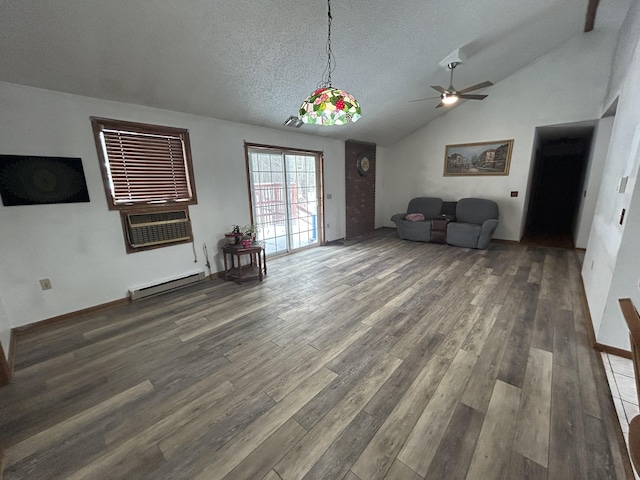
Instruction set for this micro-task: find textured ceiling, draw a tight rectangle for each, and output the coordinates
[0,0,631,146]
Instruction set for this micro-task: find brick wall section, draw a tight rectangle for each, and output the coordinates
[345,140,376,239]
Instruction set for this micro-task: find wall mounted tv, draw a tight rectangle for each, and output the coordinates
[0,155,90,206]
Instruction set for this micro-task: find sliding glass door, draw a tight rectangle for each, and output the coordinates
[246,146,322,256]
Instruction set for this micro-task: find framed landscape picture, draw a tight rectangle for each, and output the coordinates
[443,139,514,176]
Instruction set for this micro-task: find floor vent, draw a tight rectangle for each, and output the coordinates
[125,209,192,249]
[129,271,205,301]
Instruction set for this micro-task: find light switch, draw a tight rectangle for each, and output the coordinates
[619,176,629,193]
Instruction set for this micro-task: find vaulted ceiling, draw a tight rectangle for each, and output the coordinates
[0,0,631,146]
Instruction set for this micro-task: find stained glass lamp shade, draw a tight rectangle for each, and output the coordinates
[299,87,362,126]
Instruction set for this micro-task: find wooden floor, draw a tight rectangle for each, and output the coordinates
[0,232,632,479]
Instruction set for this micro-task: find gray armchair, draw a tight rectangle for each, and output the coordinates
[446,198,499,249]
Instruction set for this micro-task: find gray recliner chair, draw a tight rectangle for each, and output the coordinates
[446,198,499,249]
[390,197,443,241]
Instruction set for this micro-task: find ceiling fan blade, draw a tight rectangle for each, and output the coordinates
[430,85,447,94]
[409,96,441,103]
[457,81,493,94]
[458,94,488,100]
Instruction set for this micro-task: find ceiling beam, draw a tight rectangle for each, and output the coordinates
[584,0,600,32]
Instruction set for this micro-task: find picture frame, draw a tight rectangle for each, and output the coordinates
[443,139,514,176]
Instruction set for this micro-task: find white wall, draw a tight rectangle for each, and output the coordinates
[374,146,388,228]
[582,0,640,349]
[605,0,640,109]
[0,81,346,331]
[378,30,617,241]
[573,117,614,248]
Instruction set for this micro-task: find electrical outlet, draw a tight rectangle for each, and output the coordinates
[39,278,52,290]
[327,223,330,229]
[326,193,332,200]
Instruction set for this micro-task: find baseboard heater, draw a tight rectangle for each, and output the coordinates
[129,271,205,301]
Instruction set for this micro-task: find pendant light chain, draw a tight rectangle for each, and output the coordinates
[325,0,333,88]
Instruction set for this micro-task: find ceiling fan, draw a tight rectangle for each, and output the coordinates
[410,62,493,108]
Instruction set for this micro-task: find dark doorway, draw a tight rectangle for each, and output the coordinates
[523,127,594,248]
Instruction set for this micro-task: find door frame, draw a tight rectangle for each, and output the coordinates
[244,142,326,253]
[522,124,594,244]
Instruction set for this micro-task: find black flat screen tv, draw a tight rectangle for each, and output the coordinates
[0,155,90,206]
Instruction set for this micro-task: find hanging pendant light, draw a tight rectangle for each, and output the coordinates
[298,0,361,126]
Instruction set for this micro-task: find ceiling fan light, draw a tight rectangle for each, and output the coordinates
[299,87,362,126]
[441,93,459,105]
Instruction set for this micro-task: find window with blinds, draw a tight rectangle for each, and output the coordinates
[91,117,197,252]
[91,117,197,209]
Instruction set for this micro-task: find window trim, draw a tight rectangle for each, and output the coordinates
[91,117,198,210]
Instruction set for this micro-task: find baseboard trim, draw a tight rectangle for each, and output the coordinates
[12,297,130,338]
[491,238,520,246]
[578,274,632,359]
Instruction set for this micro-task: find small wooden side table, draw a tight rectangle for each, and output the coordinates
[222,244,267,284]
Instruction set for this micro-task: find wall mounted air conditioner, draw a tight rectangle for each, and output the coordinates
[124,208,192,249]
